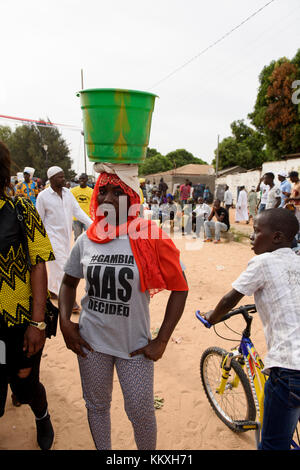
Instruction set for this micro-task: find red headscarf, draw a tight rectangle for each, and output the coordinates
[86,173,188,296]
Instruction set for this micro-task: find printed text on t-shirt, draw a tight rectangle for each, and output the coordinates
[86,254,134,318]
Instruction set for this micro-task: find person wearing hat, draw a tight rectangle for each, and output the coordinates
[36,167,92,305]
[15,167,39,206]
[278,171,291,208]
[58,163,188,450]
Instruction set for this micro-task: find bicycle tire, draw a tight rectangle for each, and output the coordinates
[200,346,256,433]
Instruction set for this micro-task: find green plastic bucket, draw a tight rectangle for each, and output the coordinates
[77,88,157,164]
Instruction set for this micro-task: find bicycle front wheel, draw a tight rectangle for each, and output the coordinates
[200,347,256,432]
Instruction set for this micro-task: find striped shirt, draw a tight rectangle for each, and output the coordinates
[232,248,300,374]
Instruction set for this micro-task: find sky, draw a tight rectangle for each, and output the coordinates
[1,0,300,176]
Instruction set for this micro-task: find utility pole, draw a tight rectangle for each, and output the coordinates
[216,134,219,178]
[81,68,87,175]
[215,134,220,199]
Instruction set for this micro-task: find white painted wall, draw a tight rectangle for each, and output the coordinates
[262,158,300,176]
[216,157,300,205]
[216,170,261,204]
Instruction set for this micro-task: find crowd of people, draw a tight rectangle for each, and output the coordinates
[139,171,300,246]
[140,177,217,239]
[233,170,299,224]
[0,138,299,452]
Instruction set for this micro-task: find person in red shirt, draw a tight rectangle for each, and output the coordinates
[179,180,191,208]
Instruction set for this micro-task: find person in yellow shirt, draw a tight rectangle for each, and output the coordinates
[70,173,93,240]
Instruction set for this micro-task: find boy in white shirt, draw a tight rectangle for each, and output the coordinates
[192,196,211,237]
[256,176,269,212]
[263,172,281,209]
[223,185,233,211]
[203,208,300,450]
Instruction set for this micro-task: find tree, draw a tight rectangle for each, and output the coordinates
[139,153,172,175]
[248,60,277,133]
[165,149,207,168]
[0,121,74,181]
[139,148,208,175]
[249,51,300,159]
[0,125,12,143]
[146,147,160,159]
[213,120,266,170]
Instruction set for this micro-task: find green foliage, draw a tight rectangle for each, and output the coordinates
[216,49,300,169]
[146,147,160,159]
[213,120,266,170]
[0,126,13,143]
[248,60,277,133]
[139,153,172,175]
[0,121,74,181]
[248,50,300,159]
[139,147,207,175]
[165,149,207,168]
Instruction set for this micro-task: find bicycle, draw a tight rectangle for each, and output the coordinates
[196,304,300,450]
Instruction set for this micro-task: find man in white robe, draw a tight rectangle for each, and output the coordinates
[36,166,92,303]
[235,186,249,223]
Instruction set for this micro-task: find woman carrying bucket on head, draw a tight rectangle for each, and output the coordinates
[58,164,188,450]
[58,88,188,450]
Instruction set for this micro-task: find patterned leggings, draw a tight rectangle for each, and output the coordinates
[77,350,157,450]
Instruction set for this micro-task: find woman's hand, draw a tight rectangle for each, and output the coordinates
[23,325,46,358]
[130,337,168,362]
[60,320,93,357]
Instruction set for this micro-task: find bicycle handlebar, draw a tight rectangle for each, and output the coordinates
[196,304,257,328]
[196,311,212,328]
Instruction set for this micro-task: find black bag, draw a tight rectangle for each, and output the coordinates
[14,198,59,339]
[44,298,59,339]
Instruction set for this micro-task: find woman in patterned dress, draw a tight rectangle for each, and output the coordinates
[0,141,55,450]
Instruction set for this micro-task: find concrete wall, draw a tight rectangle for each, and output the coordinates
[262,158,300,176]
[216,170,261,205]
[216,157,300,205]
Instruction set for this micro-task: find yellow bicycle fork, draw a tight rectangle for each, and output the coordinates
[217,351,260,434]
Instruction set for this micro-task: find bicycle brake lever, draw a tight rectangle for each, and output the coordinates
[196,310,212,328]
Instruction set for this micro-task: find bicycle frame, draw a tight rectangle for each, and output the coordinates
[238,336,266,425]
[219,335,266,419]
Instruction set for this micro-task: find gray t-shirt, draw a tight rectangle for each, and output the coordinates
[64,233,151,359]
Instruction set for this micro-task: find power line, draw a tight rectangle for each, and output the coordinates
[0,114,82,131]
[149,0,277,90]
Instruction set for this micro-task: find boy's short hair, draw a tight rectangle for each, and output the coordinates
[289,171,299,178]
[264,172,275,180]
[258,208,299,240]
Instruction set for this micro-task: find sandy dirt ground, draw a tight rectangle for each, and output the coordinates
[0,216,268,451]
